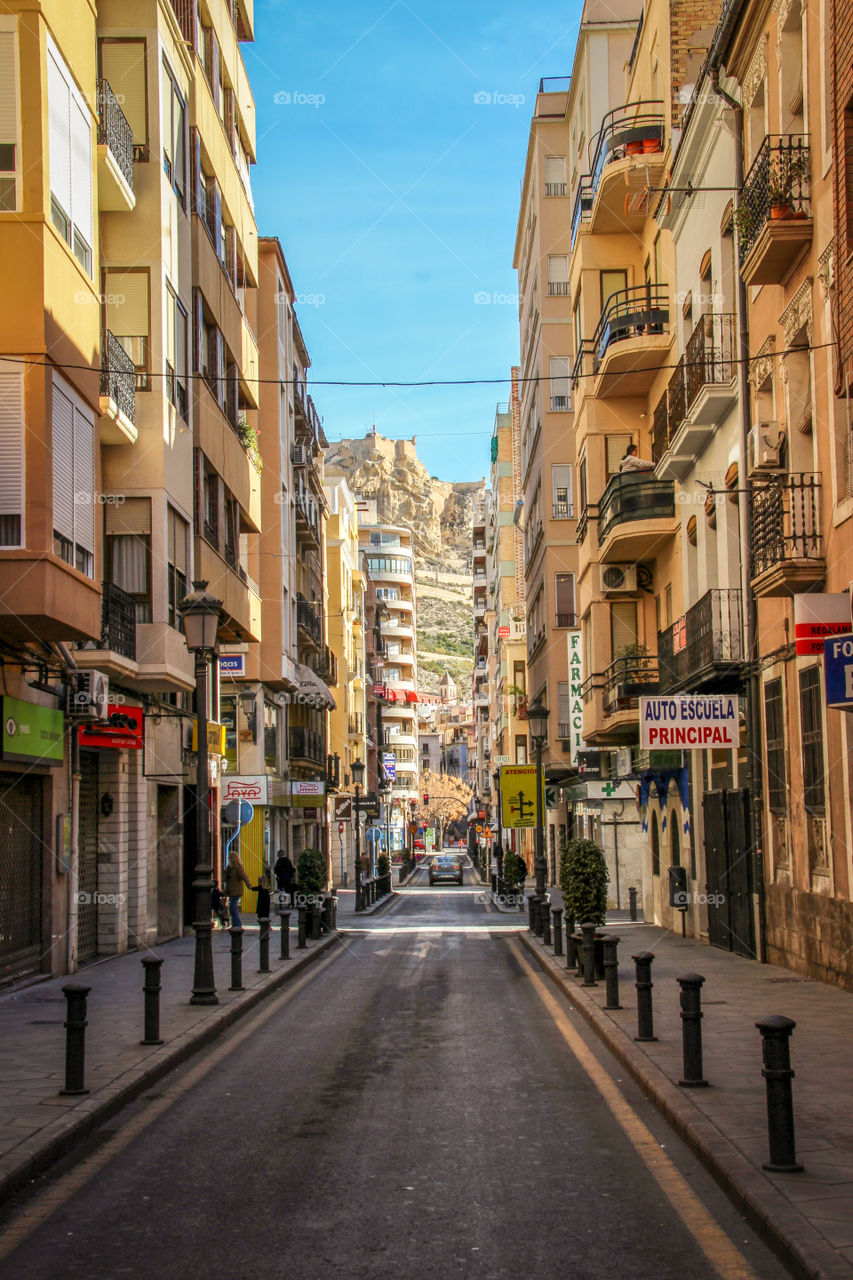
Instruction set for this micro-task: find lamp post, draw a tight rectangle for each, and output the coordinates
[352,757,365,911]
[527,699,550,912]
[408,798,416,875]
[180,581,223,1006]
[379,780,391,868]
[492,767,503,889]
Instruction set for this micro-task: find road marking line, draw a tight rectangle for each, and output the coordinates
[511,942,760,1280]
[0,949,341,1263]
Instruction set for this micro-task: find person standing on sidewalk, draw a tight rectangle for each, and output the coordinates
[274,851,295,906]
[225,851,252,928]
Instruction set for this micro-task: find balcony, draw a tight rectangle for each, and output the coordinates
[658,590,745,693]
[597,472,675,562]
[555,613,577,629]
[571,176,593,248]
[590,285,670,398]
[604,653,659,715]
[99,330,137,444]
[326,754,341,791]
[313,644,338,686]
[289,726,324,765]
[738,136,812,286]
[348,713,364,738]
[295,488,321,547]
[552,502,574,520]
[750,474,824,596]
[655,314,737,478]
[96,79,135,212]
[296,597,323,648]
[76,582,137,680]
[586,102,666,235]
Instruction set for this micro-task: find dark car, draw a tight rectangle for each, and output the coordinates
[428,855,464,886]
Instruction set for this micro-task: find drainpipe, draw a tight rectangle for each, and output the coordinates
[710,66,768,963]
[55,643,80,974]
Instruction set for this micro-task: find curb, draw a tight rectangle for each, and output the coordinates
[342,889,400,920]
[0,932,342,1210]
[519,932,850,1280]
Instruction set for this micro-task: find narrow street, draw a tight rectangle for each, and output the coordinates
[0,862,784,1280]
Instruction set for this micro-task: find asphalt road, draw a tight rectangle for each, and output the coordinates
[0,857,785,1280]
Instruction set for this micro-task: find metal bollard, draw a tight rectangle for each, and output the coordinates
[756,1016,803,1172]
[541,902,552,947]
[628,887,638,922]
[678,973,708,1087]
[603,935,621,1010]
[60,983,91,1096]
[580,922,597,986]
[565,918,577,970]
[552,907,563,957]
[527,895,536,932]
[322,896,333,934]
[280,910,291,960]
[229,927,244,991]
[258,918,270,973]
[632,952,658,1041]
[140,957,164,1046]
[331,896,338,931]
[311,904,322,940]
[297,907,307,949]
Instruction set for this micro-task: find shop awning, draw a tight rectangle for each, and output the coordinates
[293,662,336,711]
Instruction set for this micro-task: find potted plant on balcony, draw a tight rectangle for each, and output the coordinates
[614,642,657,699]
[560,836,609,973]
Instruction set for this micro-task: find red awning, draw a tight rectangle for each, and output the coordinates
[406,691,419,703]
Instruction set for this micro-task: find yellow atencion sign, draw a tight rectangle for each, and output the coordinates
[500,765,543,829]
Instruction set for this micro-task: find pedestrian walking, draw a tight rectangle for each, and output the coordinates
[225,851,253,928]
[274,850,296,906]
[211,881,230,930]
[252,873,272,920]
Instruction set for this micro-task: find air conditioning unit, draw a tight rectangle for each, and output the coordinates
[599,563,638,594]
[71,670,109,720]
[290,444,308,467]
[747,424,784,473]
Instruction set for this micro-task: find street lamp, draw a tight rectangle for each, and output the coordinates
[378,779,391,869]
[492,767,503,889]
[351,756,365,911]
[180,580,223,1005]
[527,699,550,915]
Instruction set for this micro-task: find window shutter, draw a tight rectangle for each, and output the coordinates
[548,255,568,283]
[545,156,565,184]
[169,507,188,572]
[189,126,201,213]
[161,61,172,168]
[106,496,150,535]
[0,32,17,144]
[52,380,74,542]
[99,40,147,144]
[47,45,71,217]
[210,31,220,114]
[71,96,93,248]
[0,367,24,544]
[192,287,203,372]
[73,401,96,558]
[165,290,176,367]
[551,463,572,500]
[105,270,149,338]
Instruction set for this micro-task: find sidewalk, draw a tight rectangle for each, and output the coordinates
[521,921,853,1280]
[0,916,340,1208]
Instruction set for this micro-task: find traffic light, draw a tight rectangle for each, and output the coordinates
[423,793,429,804]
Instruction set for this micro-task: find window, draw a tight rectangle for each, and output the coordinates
[605,434,631,477]
[799,667,825,812]
[52,373,94,577]
[0,364,24,546]
[47,36,93,274]
[167,507,188,629]
[764,678,786,812]
[0,31,19,211]
[610,600,638,657]
[651,811,660,875]
[557,680,570,736]
[103,270,149,389]
[514,734,528,765]
[165,286,188,419]
[551,463,572,517]
[549,357,571,411]
[547,255,569,296]
[578,455,587,512]
[555,573,576,628]
[223,493,238,567]
[161,60,186,206]
[99,39,148,150]
[105,497,151,621]
[544,155,566,196]
[264,701,278,771]
[202,464,219,545]
[600,269,627,310]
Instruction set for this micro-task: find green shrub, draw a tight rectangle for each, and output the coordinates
[376,853,390,877]
[297,848,325,896]
[559,837,608,927]
[502,851,527,890]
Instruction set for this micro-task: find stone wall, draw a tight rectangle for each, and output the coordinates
[766,882,853,991]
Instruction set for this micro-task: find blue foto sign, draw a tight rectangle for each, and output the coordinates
[824,632,853,710]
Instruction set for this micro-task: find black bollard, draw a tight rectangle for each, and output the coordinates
[229,927,244,991]
[297,906,307,949]
[603,935,621,1010]
[633,952,658,1041]
[565,918,577,970]
[580,922,597,986]
[258,918,270,973]
[678,973,708,1087]
[60,983,91,1096]
[527,894,536,932]
[541,902,552,947]
[628,887,638,922]
[756,1016,803,1172]
[140,957,164,1046]
[322,895,333,934]
[552,907,563,957]
[311,904,322,939]
[280,910,291,960]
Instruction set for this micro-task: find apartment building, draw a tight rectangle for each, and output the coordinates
[471,487,492,816]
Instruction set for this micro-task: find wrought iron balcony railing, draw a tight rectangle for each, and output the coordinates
[738,135,810,264]
[313,644,338,686]
[751,473,822,578]
[93,581,137,660]
[604,653,659,714]
[587,101,665,196]
[597,472,675,543]
[658,589,744,693]
[570,176,593,248]
[289,726,324,765]
[296,597,323,645]
[685,312,736,405]
[100,330,136,424]
[97,79,135,191]
[592,284,669,372]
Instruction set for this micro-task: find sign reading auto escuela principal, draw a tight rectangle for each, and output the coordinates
[639,696,740,749]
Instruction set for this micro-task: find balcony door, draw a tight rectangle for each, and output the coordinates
[610,600,638,661]
[600,269,627,311]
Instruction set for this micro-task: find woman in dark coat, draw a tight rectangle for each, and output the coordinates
[274,851,296,905]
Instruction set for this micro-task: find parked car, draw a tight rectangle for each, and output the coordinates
[428,855,464,886]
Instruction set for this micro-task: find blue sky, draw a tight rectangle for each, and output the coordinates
[247,0,582,482]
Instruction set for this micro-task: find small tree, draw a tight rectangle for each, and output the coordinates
[502,851,527,891]
[297,848,325,897]
[559,837,608,928]
[376,852,390,878]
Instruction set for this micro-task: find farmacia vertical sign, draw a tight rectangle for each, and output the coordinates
[568,631,585,763]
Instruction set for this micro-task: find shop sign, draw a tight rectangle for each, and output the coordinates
[639,696,740,749]
[221,776,267,806]
[823,633,853,710]
[192,720,226,755]
[219,653,245,676]
[794,594,850,656]
[78,703,143,751]
[566,630,585,764]
[291,779,326,808]
[333,796,353,820]
[1,696,64,766]
[499,764,544,829]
